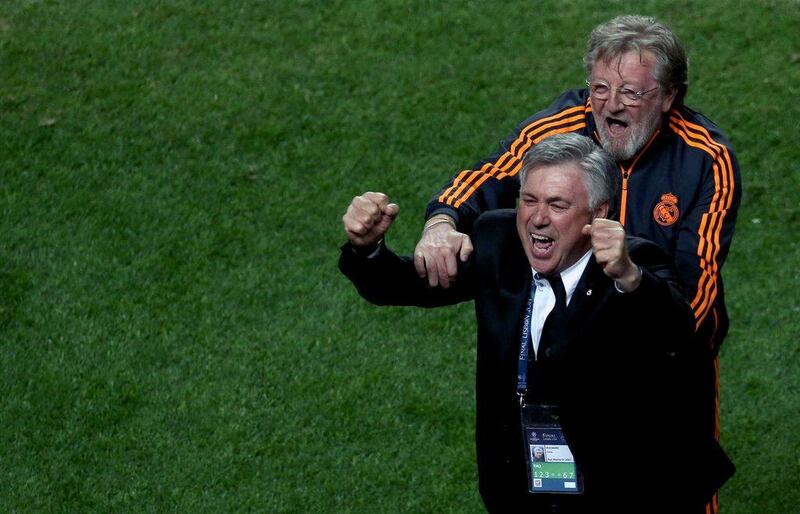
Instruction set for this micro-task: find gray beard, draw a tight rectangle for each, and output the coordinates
[597,110,662,161]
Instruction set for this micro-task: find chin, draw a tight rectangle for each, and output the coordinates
[531,260,556,275]
[600,135,636,161]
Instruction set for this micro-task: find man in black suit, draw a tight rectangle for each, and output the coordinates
[339,134,732,512]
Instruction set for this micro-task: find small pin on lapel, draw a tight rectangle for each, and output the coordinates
[586,289,592,296]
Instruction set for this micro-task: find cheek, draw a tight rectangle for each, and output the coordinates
[517,206,534,226]
[635,108,658,127]
[516,215,528,238]
[555,217,584,240]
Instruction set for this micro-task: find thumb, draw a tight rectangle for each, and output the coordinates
[581,223,593,237]
[383,203,400,219]
[375,206,398,234]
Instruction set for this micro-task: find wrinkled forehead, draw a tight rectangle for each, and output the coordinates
[591,49,658,81]
[520,162,588,199]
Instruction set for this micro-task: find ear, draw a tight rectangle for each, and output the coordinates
[594,201,609,220]
[660,87,678,113]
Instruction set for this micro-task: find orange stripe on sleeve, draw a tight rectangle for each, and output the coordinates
[452,122,587,208]
[669,113,735,328]
[439,103,591,208]
[440,163,493,206]
[438,169,474,204]
[448,120,587,208]
[509,109,586,155]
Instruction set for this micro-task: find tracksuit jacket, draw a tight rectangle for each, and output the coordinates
[426,88,741,357]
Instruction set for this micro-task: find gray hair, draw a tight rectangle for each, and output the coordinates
[583,15,688,105]
[520,133,617,211]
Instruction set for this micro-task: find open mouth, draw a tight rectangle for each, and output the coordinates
[606,116,629,136]
[530,233,554,253]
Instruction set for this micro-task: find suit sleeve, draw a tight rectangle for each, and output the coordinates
[425,89,591,232]
[619,238,696,354]
[338,242,475,308]
[587,238,733,501]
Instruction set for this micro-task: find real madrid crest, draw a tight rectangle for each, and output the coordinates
[653,193,680,226]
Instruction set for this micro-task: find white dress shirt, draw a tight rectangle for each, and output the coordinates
[530,250,592,358]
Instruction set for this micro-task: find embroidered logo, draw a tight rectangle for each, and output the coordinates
[653,193,680,226]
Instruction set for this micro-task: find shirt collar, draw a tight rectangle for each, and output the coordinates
[532,250,592,305]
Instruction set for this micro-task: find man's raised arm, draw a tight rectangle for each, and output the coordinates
[339,192,474,309]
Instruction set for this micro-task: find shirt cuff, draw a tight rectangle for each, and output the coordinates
[613,266,643,293]
[350,239,384,259]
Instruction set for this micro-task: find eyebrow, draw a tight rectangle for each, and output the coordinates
[521,191,571,204]
[590,78,646,89]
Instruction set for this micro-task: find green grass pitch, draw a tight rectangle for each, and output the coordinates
[1,1,798,512]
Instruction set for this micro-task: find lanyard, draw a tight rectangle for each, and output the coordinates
[516,288,535,406]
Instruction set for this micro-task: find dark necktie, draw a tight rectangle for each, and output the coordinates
[539,273,567,358]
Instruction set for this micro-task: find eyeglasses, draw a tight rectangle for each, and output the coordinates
[585,80,660,106]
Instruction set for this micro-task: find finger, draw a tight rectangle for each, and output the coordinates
[383,203,400,219]
[343,204,377,236]
[345,224,373,246]
[434,253,451,288]
[345,221,368,236]
[590,227,624,247]
[593,246,611,262]
[590,232,614,251]
[344,227,360,242]
[349,214,375,235]
[426,255,441,288]
[375,210,398,234]
[591,218,624,237]
[362,191,390,210]
[582,224,592,236]
[591,217,616,228]
[353,195,383,219]
[414,250,427,278]
[595,245,625,266]
[592,237,623,258]
[444,250,459,279]
[459,235,474,262]
[359,197,392,231]
[342,211,369,236]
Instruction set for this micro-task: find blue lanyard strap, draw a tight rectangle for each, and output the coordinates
[516,290,535,405]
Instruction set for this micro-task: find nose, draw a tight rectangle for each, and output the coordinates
[531,204,549,227]
[605,89,626,112]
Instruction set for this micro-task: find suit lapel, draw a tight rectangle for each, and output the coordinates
[505,238,533,349]
[495,230,533,390]
[549,258,613,355]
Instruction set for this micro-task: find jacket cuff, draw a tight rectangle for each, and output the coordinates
[425,206,461,228]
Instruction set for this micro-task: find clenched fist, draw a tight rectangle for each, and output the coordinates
[342,192,399,247]
[582,218,642,292]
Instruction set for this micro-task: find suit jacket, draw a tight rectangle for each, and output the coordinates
[339,210,734,513]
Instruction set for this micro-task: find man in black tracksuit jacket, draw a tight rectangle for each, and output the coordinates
[414,20,740,508]
[425,87,740,358]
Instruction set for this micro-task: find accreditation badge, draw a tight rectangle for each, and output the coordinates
[520,404,583,494]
